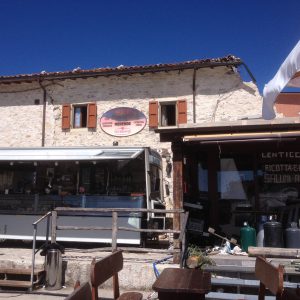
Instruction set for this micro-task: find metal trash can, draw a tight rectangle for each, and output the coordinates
[45,248,62,290]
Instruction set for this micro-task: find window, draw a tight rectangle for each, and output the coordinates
[148,99,187,128]
[160,103,176,126]
[73,105,87,128]
[61,103,97,130]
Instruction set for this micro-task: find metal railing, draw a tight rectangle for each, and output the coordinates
[30,211,52,291]
[31,207,188,289]
[52,207,187,253]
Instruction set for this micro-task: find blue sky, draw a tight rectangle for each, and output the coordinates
[0,0,300,92]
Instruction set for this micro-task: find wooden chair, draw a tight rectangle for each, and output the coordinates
[90,250,143,300]
[282,288,300,299]
[255,256,284,300]
[64,281,92,300]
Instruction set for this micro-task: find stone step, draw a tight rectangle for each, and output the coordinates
[0,279,32,288]
[0,268,44,276]
[0,268,45,290]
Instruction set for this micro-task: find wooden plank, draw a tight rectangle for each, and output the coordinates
[206,291,275,300]
[249,246,300,258]
[57,226,112,231]
[179,211,189,242]
[0,280,32,288]
[171,142,183,264]
[57,225,181,234]
[72,247,180,253]
[204,264,300,276]
[55,207,184,213]
[0,268,44,275]
[211,278,299,289]
[116,227,180,234]
[204,265,254,273]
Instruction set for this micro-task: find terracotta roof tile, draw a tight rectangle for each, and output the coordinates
[0,55,241,83]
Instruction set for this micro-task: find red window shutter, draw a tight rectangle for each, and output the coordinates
[88,103,97,128]
[62,104,71,129]
[177,100,187,124]
[149,101,158,128]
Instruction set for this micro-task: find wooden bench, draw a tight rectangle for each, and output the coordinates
[64,282,92,300]
[255,256,284,300]
[90,250,143,300]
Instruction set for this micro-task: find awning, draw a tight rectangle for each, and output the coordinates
[263,40,300,120]
[183,130,300,143]
[0,147,145,161]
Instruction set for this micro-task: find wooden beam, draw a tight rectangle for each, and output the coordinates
[249,246,300,258]
[208,148,219,229]
[171,142,183,263]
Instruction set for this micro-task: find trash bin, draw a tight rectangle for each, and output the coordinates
[41,243,64,290]
[264,220,283,248]
[45,248,62,290]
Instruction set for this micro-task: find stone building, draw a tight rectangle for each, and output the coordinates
[0,55,262,244]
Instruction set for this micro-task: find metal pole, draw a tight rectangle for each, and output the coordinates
[51,211,57,244]
[46,213,50,245]
[144,148,151,221]
[112,212,118,252]
[38,81,47,147]
[30,224,38,291]
[192,68,196,123]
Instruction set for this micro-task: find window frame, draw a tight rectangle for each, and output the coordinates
[159,101,177,127]
[148,99,187,129]
[72,104,88,128]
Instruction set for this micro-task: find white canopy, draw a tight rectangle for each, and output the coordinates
[262,40,300,119]
[0,147,144,161]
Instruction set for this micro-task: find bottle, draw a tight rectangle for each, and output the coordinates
[240,222,256,252]
[264,218,283,248]
[285,222,300,248]
[81,194,86,208]
[256,215,267,247]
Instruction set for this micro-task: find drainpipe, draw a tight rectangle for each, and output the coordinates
[38,81,47,147]
[192,68,197,123]
[241,62,256,84]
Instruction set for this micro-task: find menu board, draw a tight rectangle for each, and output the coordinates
[100,107,146,137]
[261,151,300,184]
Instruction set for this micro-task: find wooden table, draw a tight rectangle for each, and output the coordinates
[152,268,211,300]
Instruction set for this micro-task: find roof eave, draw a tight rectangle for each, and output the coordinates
[0,60,242,84]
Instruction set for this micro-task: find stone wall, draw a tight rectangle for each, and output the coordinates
[0,66,262,208]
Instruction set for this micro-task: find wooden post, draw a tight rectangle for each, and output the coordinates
[112,212,118,252]
[172,142,183,263]
[51,210,57,244]
[208,148,219,229]
[179,212,189,268]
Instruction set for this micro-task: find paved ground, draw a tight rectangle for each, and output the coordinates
[0,243,174,290]
[0,242,170,299]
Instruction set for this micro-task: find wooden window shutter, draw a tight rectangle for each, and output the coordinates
[177,100,187,124]
[62,104,71,129]
[149,101,158,128]
[87,103,97,128]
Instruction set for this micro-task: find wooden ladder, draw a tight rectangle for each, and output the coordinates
[0,268,45,289]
